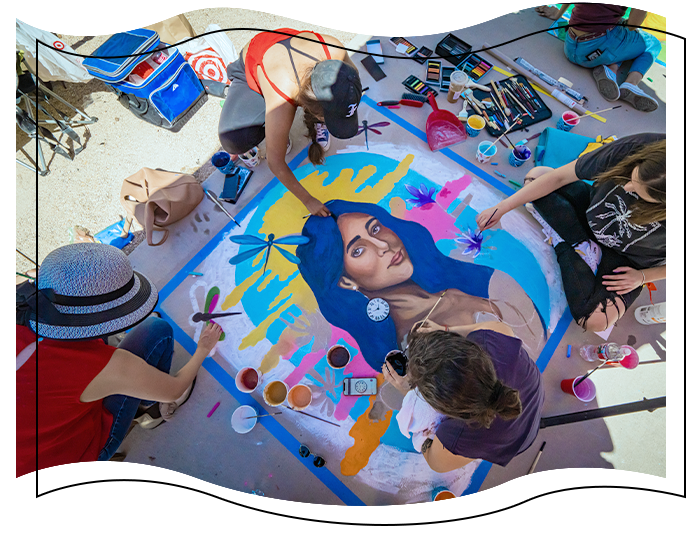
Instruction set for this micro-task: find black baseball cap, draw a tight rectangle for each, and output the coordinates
[310,60,362,139]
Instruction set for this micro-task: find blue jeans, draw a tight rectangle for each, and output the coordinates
[565,26,661,77]
[97,317,174,461]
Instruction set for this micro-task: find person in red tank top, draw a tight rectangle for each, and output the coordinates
[536,4,661,112]
[16,243,223,477]
[218,29,363,217]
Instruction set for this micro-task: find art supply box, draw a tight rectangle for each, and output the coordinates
[469,75,552,135]
[83,28,207,131]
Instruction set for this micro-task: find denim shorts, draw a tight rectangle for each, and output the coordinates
[564,25,661,76]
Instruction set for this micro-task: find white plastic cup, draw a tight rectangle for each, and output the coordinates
[235,367,261,394]
[476,141,498,163]
[231,405,257,434]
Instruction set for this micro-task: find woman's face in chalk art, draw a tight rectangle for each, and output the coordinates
[337,212,414,292]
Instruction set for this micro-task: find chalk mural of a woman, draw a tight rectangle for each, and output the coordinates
[297,200,546,378]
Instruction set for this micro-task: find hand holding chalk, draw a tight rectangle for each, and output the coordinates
[197,322,223,354]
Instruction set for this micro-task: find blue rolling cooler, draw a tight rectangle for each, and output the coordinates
[83,28,206,131]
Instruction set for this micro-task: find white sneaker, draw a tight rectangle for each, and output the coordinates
[238,146,260,168]
[526,203,563,247]
[574,240,602,274]
[315,123,331,152]
[160,379,196,422]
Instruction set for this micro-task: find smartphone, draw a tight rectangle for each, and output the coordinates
[343,377,378,396]
[366,39,383,64]
[385,350,408,377]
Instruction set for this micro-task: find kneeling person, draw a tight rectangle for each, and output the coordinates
[383,320,544,472]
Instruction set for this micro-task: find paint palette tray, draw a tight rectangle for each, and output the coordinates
[468,74,552,136]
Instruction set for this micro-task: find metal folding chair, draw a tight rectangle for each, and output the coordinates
[15,53,98,176]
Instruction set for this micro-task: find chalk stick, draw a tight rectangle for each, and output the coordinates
[207,402,220,418]
[567,345,572,358]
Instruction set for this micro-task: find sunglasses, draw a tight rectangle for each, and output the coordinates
[299,444,326,468]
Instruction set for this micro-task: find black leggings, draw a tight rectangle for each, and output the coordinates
[532,181,643,327]
[218,55,267,155]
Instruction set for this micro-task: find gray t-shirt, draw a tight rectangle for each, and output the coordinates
[575,133,666,269]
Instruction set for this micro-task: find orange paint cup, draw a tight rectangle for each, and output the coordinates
[432,487,456,501]
[263,380,288,407]
[287,384,312,411]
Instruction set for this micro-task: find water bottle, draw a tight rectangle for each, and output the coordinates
[579,342,623,362]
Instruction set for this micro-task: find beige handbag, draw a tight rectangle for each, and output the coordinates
[120,168,204,246]
[144,15,196,44]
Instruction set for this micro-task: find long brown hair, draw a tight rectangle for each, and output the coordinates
[295,66,326,166]
[594,139,666,225]
[407,330,522,429]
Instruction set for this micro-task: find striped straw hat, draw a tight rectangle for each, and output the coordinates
[26,243,158,340]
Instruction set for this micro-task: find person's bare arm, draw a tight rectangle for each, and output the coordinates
[603,264,666,294]
[626,9,648,28]
[263,95,331,216]
[476,161,580,230]
[414,318,514,338]
[535,4,571,21]
[423,435,475,473]
[80,323,222,403]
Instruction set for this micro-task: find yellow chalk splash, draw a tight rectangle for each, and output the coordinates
[223,155,415,359]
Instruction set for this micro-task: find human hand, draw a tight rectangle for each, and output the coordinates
[411,318,448,335]
[476,206,503,231]
[197,322,223,353]
[304,196,331,217]
[382,361,411,396]
[602,267,645,295]
[535,5,561,20]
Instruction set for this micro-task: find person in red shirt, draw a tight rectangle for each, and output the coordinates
[16,243,222,477]
[218,29,362,217]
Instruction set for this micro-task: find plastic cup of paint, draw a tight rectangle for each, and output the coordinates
[560,376,597,402]
[556,111,580,132]
[211,151,238,174]
[231,405,257,434]
[605,345,640,370]
[465,115,486,137]
[235,367,261,394]
[509,145,532,167]
[447,70,468,103]
[327,344,351,369]
[432,487,456,501]
[476,141,498,163]
[263,380,289,407]
[287,384,313,411]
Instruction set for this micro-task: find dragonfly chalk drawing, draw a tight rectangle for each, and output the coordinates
[229,233,310,274]
[356,120,391,150]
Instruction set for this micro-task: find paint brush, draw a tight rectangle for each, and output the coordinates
[243,412,283,420]
[573,359,608,388]
[477,208,498,236]
[16,249,38,266]
[576,105,621,120]
[419,290,447,330]
[484,115,522,153]
[204,189,241,227]
[527,441,546,474]
[283,406,341,427]
[191,311,242,322]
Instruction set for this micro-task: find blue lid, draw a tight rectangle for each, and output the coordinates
[83,28,160,82]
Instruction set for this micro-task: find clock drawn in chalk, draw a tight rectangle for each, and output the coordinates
[366,297,390,322]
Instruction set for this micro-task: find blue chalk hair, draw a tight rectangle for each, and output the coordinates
[297,200,494,371]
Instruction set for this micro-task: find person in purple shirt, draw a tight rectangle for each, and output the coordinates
[383,320,544,472]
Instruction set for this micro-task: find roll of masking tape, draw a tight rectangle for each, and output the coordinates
[557,77,573,88]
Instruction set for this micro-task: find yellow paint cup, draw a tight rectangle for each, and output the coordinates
[263,380,288,407]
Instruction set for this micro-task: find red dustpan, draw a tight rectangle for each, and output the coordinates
[426,93,467,151]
